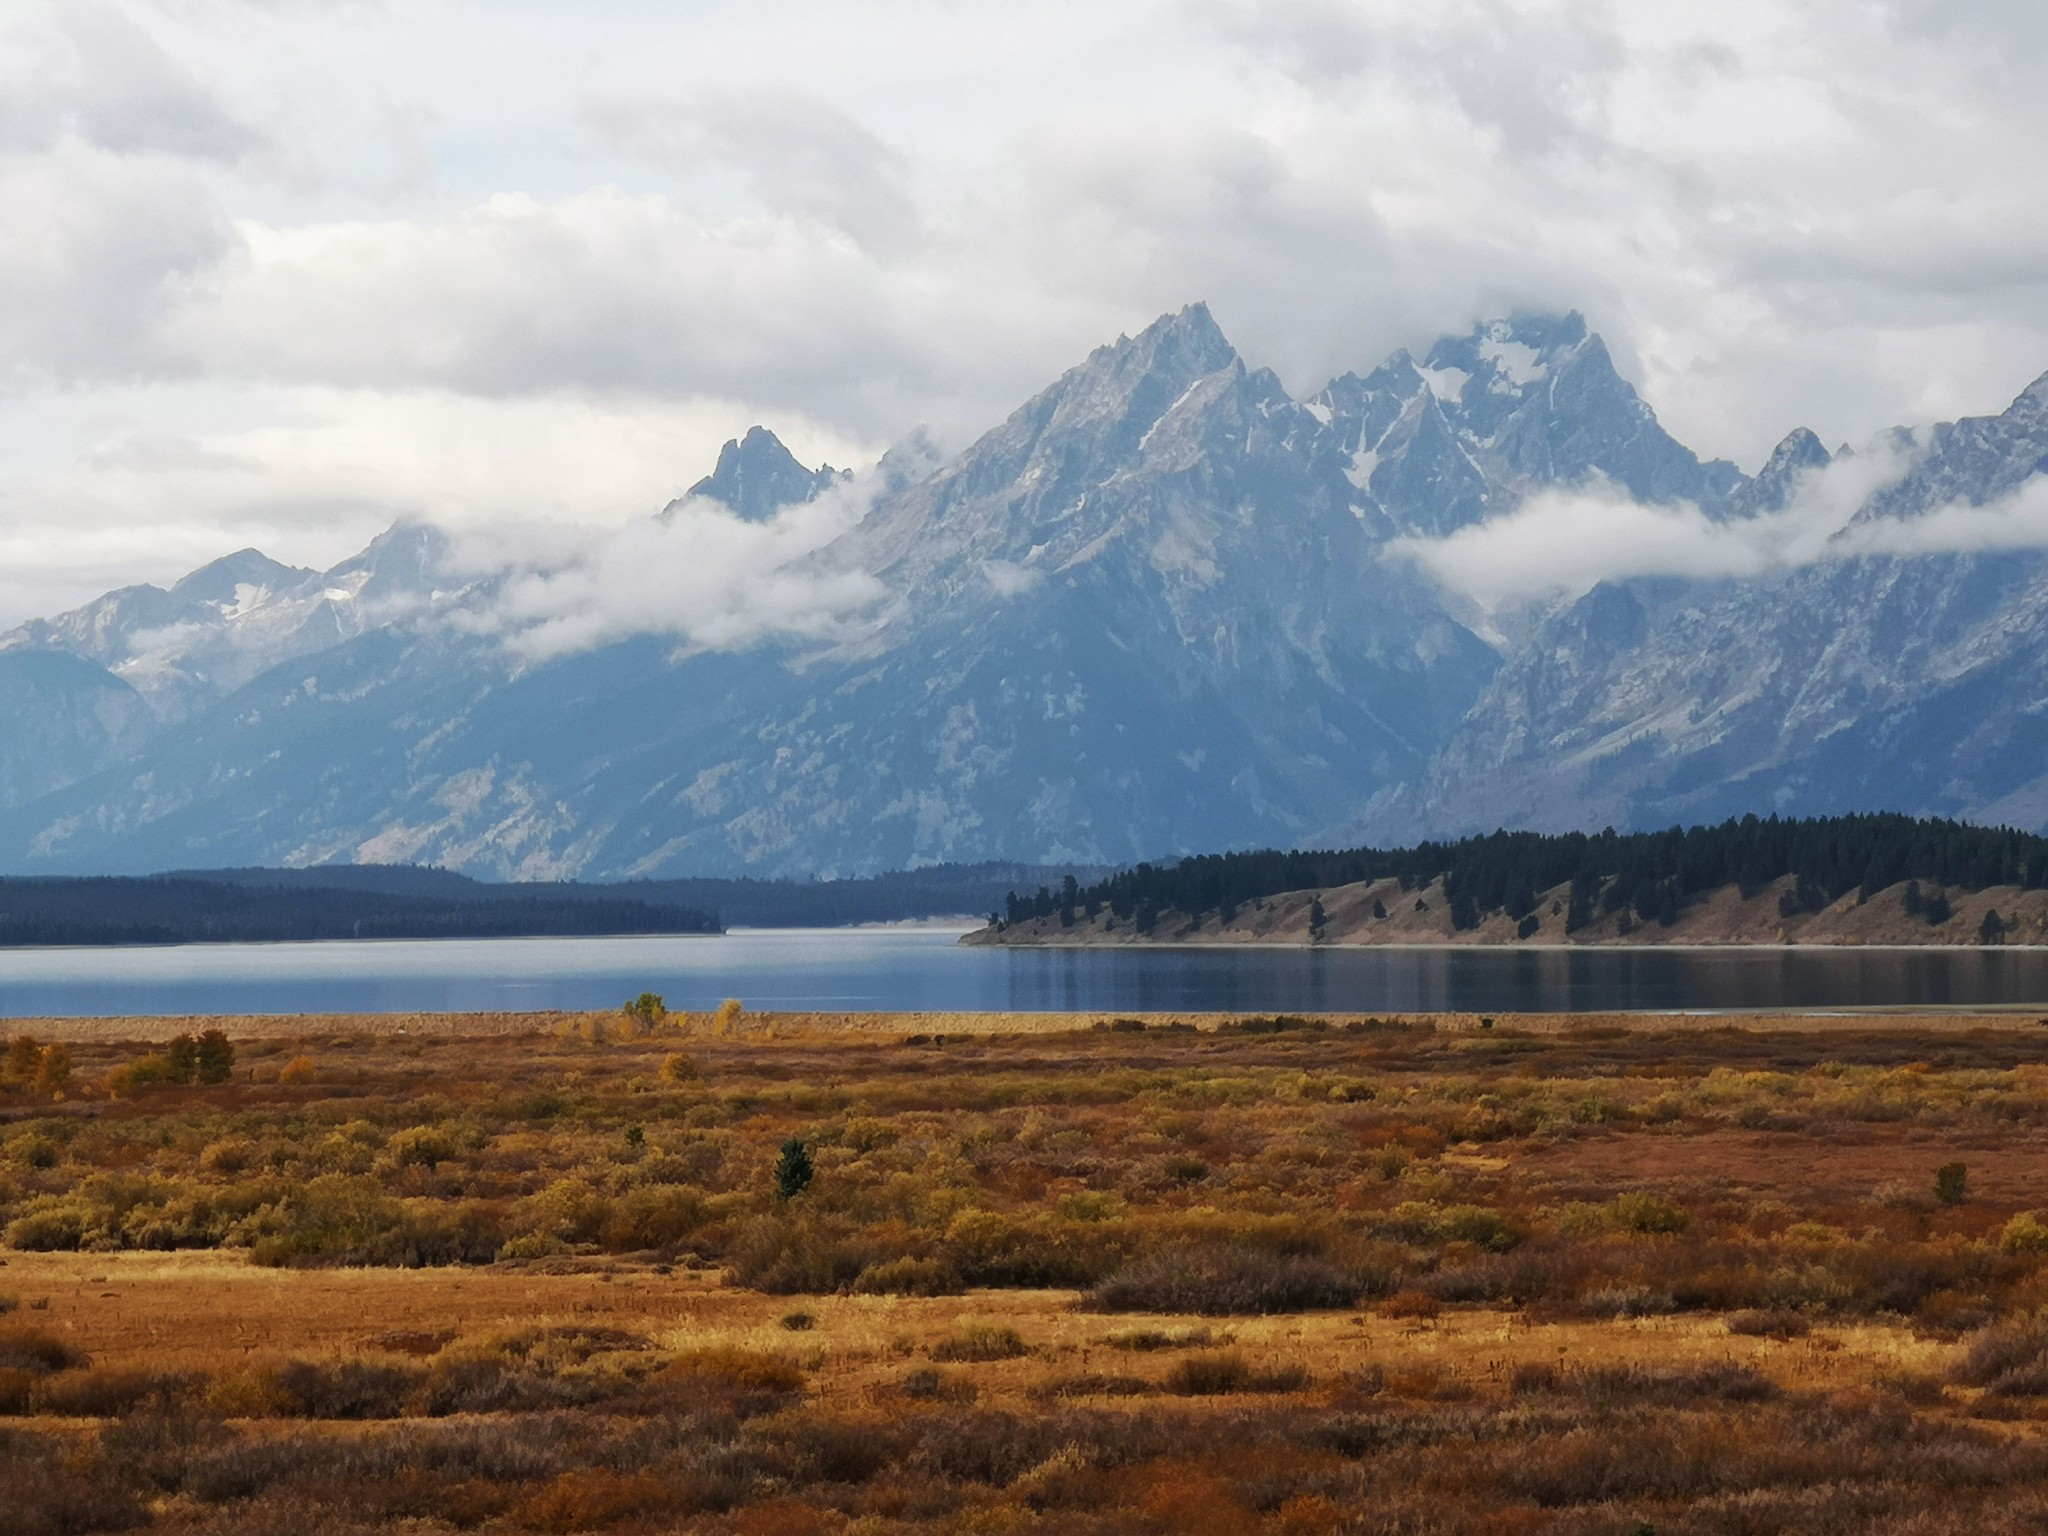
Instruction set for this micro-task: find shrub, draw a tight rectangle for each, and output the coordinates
[1953,1321,2048,1394]
[4,1036,45,1084]
[199,1138,256,1176]
[1439,1205,1522,1252]
[599,1186,702,1252]
[8,1135,58,1170]
[0,1434,146,1535]
[238,1174,407,1266]
[1090,1246,1360,1315]
[278,1056,316,1084]
[622,992,667,1030]
[518,1469,680,1533]
[943,1209,1124,1288]
[107,1056,175,1096]
[1105,1327,1215,1352]
[2001,1214,2048,1255]
[930,1324,1028,1363]
[30,1045,69,1097]
[854,1256,961,1296]
[1610,1191,1690,1235]
[386,1126,458,1169]
[1380,1289,1442,1319]
[267,1358,424,1418]
[1568,1362,1776,1404]
[661,1346,803,1394]
[0,1324,87,1373]
[0,1368,34,1413]
[5,1201,88,1252]
[723,1217,869,1294]
[37,1367,197,1417]
[1163,1351,1309,1395]
[1726,1308,1812,1339]
[899,1366,975,1402]
[660,1053,700,1084]
[1935,1162,1969,1206]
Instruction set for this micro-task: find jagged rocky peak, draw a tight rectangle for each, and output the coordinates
[324,522,453,602]
[169,548,313,605]
[1020,301,1241,455]
[671,425,845,522]
[1422,311,1590,404]
[1856,368,2048,525]
[865,302,1247,538]
[1731,427,1832,517]
[2010,368,2048,423]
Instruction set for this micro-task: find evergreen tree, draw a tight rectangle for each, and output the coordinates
[166,1034,199,1084]
[773,1139,815,1201]
[195,1030,235,1085]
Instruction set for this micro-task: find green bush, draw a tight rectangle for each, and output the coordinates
[1439,1205,1523,1252]
[1935,1162,1969,1207]
[1611,1192,1690,1235]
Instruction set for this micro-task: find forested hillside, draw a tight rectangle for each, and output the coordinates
[993,815,2048,939]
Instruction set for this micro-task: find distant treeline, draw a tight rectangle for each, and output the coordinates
[998,814,2048,935]
[183,861,1114,929]
[0,876,719,948]
[610,863,1117,928]
[0,859,1117,947]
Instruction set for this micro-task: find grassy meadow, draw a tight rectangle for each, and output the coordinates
[7,1008,2048,1532]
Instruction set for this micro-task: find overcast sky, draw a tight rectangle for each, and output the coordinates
[4,0,2048,624]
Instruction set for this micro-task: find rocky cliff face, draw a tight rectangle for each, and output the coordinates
[7,307,2048,877]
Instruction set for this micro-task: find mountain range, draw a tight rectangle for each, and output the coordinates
[4,303,2047,878]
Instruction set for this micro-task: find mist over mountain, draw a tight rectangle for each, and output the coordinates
[4,304,2048,879]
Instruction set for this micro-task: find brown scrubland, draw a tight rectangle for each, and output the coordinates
[10,1006,2048,1532]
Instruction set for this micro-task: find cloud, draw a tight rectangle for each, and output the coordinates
[1391,428,2048,615]
[479,476,887,660]
[13,0,2048,633]
[1386,440,1916,609]
[584,87,919,254]
[0,384,875,626]
[1839,476,2048,563]
[0,2,262,161]
[0,141,236,386]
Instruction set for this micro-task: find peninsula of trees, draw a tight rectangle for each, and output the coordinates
[974,814,2048,948]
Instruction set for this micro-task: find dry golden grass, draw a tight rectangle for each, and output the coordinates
[7,1009,2048,1532]
[18,1004,2048,1046]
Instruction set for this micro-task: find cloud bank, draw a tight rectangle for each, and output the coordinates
[1390,432,2048,613]
[475,477,886,662]
[11,0,2048,623]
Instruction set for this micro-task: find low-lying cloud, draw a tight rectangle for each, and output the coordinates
[1389,434,2048,613]
[475,476,886,661]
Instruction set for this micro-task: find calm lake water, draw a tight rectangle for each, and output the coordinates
[4,928,2048,1017]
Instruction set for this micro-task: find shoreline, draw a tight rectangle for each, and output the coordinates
[958,934,2048,953]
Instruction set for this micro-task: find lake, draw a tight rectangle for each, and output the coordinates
[4,929,2048,1017]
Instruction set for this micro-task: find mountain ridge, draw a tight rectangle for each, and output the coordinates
[6,302,2048,878]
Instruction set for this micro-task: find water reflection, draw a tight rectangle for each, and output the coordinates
[1,930,2046,1018]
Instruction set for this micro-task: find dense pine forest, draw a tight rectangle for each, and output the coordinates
[997,815,2048,936]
